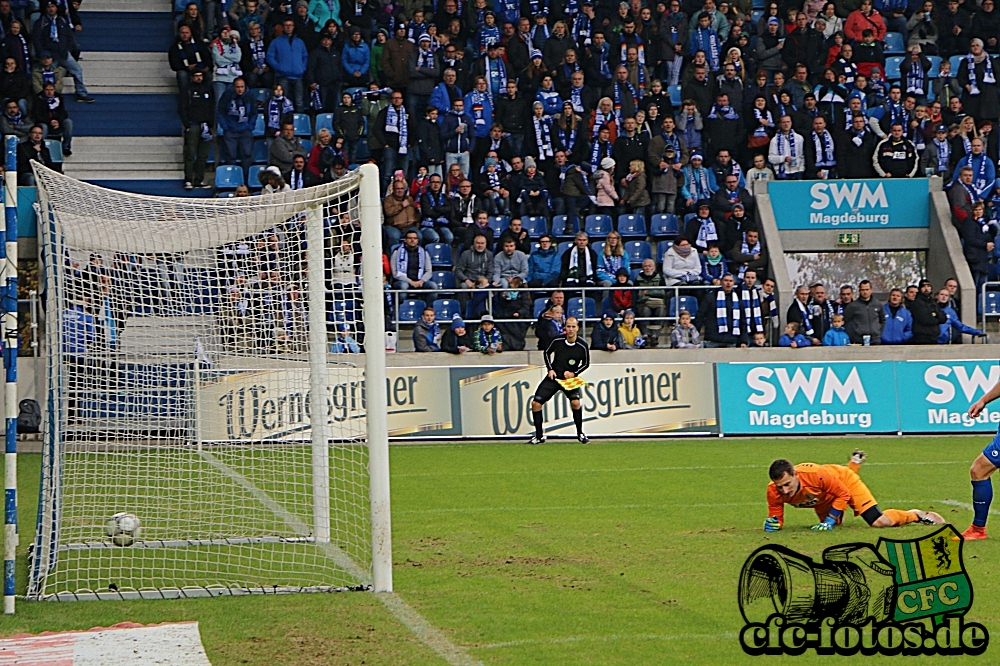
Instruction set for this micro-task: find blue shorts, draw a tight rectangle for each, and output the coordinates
[983,431,1000,467]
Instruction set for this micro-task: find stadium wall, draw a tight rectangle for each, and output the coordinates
[17,347,1000,442]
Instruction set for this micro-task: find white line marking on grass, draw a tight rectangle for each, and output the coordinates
[199,451,483,666]
[394,461,969,478]
[397,502,759,515]
[938,499,1000,516]
[476,632,738,649]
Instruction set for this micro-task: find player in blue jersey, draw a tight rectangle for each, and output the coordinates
[962,380,1000,540]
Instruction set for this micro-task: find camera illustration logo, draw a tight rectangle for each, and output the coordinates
[738,525,990,656]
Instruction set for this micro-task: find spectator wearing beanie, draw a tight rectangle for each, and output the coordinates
[305,32,342,112]
[33,0,93,103]
[210,26,243,105]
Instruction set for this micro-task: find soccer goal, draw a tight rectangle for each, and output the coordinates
[26,163,391,601]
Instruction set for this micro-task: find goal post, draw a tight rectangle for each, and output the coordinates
[27,162,390,602]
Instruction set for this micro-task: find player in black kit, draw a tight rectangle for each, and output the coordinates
[528,316,591,445]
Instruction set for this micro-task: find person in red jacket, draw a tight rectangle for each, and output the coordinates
[844,0,887,44]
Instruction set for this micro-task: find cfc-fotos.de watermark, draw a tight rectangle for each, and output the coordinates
[738,525,989,656]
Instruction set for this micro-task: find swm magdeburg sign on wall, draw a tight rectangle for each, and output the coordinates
[769,179,929,230]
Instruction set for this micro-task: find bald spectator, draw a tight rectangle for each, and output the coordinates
[382,178,421,247]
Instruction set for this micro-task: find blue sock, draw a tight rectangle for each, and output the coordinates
[972,479,993,527]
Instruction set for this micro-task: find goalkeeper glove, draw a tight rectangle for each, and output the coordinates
[811,516,837,531]
[764,517,781,532]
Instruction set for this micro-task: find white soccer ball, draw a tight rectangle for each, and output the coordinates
[105,512,141,547]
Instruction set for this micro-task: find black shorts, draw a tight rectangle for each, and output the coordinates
[532,377,581,404]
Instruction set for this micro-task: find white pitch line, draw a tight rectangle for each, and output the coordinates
[937,499,1000,516]
[476,631,738,650]
[396,502,760,515]
[394,460,970,478]
[199,451,483,666]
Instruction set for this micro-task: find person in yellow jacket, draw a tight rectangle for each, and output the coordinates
[617,309,646,349]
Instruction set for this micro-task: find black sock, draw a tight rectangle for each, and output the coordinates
[534,410,544,438]
[573,408,583,434]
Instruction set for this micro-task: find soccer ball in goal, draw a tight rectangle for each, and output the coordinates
[26,163,391,601]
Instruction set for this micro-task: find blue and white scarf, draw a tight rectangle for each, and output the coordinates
[416,47,435,68]
[934,137,950,174]
[905,61,926,96]
[530,23,550,50]
[311,87,323,110]
[527,0,548,16]
[707,104,738,120]
[837,58,857,87]
[564,0,578,16]
[613,80,637,123]
[661,131,680,164]
[884,100,905,127]
[533,115,554,158]
[812,130,836,167]
[588,139,612,172]
[684,166,713,200]
[249,38,266,69]
[569,85,585,113]
[741,286,764,333]
[691,27,720,70]
[386,105,408,155]
[775,131,797,178]
[407,20,426,43]
[969,153,992,193]
[485,56,507,103]
[592,108,611,137]
[594,42,611,80]
[47,16,58,43]
[716,289,739,335]
[572,13,592,46]
[558,122,578,152]
[289,169,305,190]
[738,235,760,279]
[498,0,520,24]
[695,216,717,249]
[752,107,772,137]
[468,89,489,128]
[395,245,426,277]
[267,95,293,130]
[966,53,996,95]
[478,24,500,54]
[42,67,56,85]
[794,299,814,336]
[620,34,646,94]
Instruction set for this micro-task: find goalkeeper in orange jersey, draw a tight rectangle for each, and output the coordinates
[764,450,945,532]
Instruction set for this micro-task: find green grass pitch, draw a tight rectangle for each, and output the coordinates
[3,436,1000,665]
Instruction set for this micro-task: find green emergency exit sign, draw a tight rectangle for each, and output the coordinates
[836,233,860,246]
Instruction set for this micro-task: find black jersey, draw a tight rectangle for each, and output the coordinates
[543,336,590,377]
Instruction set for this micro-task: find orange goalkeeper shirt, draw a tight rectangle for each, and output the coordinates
[766,463,875,525]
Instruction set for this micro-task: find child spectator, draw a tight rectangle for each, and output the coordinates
[473,314,503,353]
[670,310,701,348]
[334,92,363,164]
[608,267,633,315]
[618,309,646,348]
[823,314,851,346]
[441,315,473,353]
[591,311,623,351]
[410,165,431,200]
[749,331,768,347]
[700,244,728,285]
[778,321,812,347]
[412,307,442,352]
[265,83,294,138]
[746,153,775,186]
[330,324,361,353]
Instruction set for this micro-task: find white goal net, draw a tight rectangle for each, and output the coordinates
[27,163,391,601]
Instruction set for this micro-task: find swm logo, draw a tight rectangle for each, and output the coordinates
[746,367,868,406]
[810,182,888,210]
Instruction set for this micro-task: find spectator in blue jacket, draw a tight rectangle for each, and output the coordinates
[267,18,310,111]
[217,77,258,182]
[778,321,812,347]
[440,97,475,179]
[822,314,851,346]
[527,234,560,287]
[937,288,986,343]
[952,138,996,200]
[33,1,93,103]
[881,288,913,344]
[341,27,371,89]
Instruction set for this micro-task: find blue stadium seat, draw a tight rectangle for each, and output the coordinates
[431,270,456,290]
[530,241,541,254]
[252,114,266,137]
[629,268,641,282]
[433,298,461,321]
[487,215,509,235]
[669,295,700,317]
[668,84,682,107]
[985,291,1000,315]
[293,113,313,137]
[752,0,764,7]
[45,139,63,164]
[567,297,597,320]
[650,213,680,237]
[252,140,268,164]
[551,214,575,239]
[522,216,548,237]
[217,192,235,198]
[592,241,605,257]
[355,140,370,162]
[426,243,453,268]
[657,240,673,263]
[329,299,356,323]
[884,56,904,81]
[625,241,652,265]
[252,87,269,108]
[617,214,647,238]
[585,214,613,236]
[950,54,964,76]
[247,165,265,190]
[315,112,335,135]
[214,165,244,190]
[301,139,313,153]
[206,143,216,165]
[884,31,905,55]
[534,298,548,317]
[557,241,573,255]
[750,9,763,24]
[927,55,942,78]
[397,299,426,324]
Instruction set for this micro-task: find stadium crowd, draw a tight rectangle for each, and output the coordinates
[167,0,1000,350]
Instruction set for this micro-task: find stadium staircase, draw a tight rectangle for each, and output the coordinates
[62,1,192,195]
